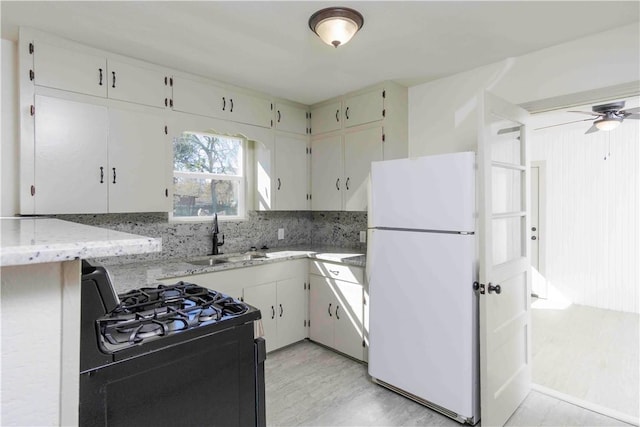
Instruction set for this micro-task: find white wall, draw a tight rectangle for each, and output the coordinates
[408,23,640,156]
[1,39,19,216]
[531,113,639,314]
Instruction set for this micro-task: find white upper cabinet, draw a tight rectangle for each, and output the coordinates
[344,126,383,211]
[172,76,226,118]
[172,77,272,128]
[107,108,169,213]
[274,103,308,135]
[311,101,342,135]
[343,89,385,128]
[34,96,108,214]
[33,41,107,97]
[274,135,309,211]
[31,95,168,215]
[311,134,343,211]
[106,60,168,109]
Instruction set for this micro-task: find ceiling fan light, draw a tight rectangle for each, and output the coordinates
[309,7,364,48]
[595,117,622,131]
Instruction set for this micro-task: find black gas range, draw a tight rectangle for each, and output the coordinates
[79,261,266,427]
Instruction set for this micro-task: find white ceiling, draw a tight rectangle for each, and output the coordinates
[2,1,639,105]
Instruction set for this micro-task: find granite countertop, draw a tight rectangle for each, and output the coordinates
[0,217,161,267]
[102,245,366,293]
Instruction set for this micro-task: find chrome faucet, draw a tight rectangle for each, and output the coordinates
[211,213,225,255]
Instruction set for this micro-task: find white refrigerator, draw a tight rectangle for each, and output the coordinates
[367,152,479,425]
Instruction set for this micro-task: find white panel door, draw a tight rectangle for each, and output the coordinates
[311,101,342,135]
[332,279,364,360]
[370,152,476,231]
[344,89,384,128]
[275,103,308,135]
[34,96,108,214]
[309,275,335,348]
[311,134,343,211]
[344,126,383,211]
[368,229,477,420]
[107,60,167,108]
[275,135,308,211]
[478,91,531,426]
[244,282,278,353]
[276,277,307,348]
[33,41,106,97]
[108,108,168,213]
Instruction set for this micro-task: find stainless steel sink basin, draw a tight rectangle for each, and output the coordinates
[187,258,230,266]
[187,252,268,266]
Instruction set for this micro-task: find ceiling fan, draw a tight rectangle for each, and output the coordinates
[536,101,640,134]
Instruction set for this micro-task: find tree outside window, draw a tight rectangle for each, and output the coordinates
[173,131,245,219]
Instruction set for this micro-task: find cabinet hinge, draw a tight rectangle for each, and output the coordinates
[29,42,34,54]
[29,69,34,81]
[382,109,386,118]
[382,90,386,98]
[30,185,35,196]
[30,105,35,116]
[164,125,168,135]
[382,133,386,142]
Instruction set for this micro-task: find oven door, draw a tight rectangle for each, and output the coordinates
[80,322,260,427]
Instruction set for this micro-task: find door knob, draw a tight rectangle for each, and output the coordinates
[531,227,537,231]
[488,283,502,294]
[531,236,537,240]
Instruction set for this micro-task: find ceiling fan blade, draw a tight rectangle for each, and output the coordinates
[497,126,520,135]
[534,118,593,131]
[585,124,599,134]
[622,107,640,114]
[624,114,640,120]
[568,110,602,116]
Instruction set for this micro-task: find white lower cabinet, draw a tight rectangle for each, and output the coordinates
[309,265,364,361]
[244,276,306,353]
[158,259,308,353]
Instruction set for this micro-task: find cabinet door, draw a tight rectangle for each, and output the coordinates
[343,126,383,211]
[275,135,308,211]
[244,282,278,353]
[107,108,169,213]
[275,103,308,135]
[333,279,364,360]
[172,76,226,119]
[107,60,167,108]
[33,41,106,97]
[276,277,307,348]
[344,90,384,128]
[34,96,108,214]
[311,101,341,135]
[228,91,272,128]
[309,275,335,349]
[311,135,343,211]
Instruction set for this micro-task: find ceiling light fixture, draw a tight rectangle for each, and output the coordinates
[309,7,364,48]
[594,115,623,131]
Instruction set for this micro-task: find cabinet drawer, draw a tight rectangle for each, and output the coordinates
[309,260,363,284]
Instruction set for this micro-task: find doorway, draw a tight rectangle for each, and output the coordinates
[528,96,640,424]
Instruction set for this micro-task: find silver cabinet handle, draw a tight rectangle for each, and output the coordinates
[279,304,283,317]
[336,178,340,190]
[277,178,281,190]
[112,167,117,184]
[336,305,340,320]
[328,303,332,317]
[99,166,104,183]
[271,305,275,319]
[345,177,350,190]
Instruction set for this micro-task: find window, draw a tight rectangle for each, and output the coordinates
[172,131,245,220]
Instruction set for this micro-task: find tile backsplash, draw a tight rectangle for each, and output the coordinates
[56,210,366,264]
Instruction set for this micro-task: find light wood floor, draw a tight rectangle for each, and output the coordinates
[532,303,640,419]
[265,340,632,426]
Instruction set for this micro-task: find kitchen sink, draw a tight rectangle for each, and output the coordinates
[187,252,268,266]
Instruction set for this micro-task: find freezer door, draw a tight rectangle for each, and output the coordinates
[370,152,475,232]
[367,229,478,420]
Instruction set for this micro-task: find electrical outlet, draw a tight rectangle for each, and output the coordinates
[360,231,367,243]
[278,228,284,240]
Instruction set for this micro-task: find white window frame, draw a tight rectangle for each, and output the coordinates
[170,132,247,222]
